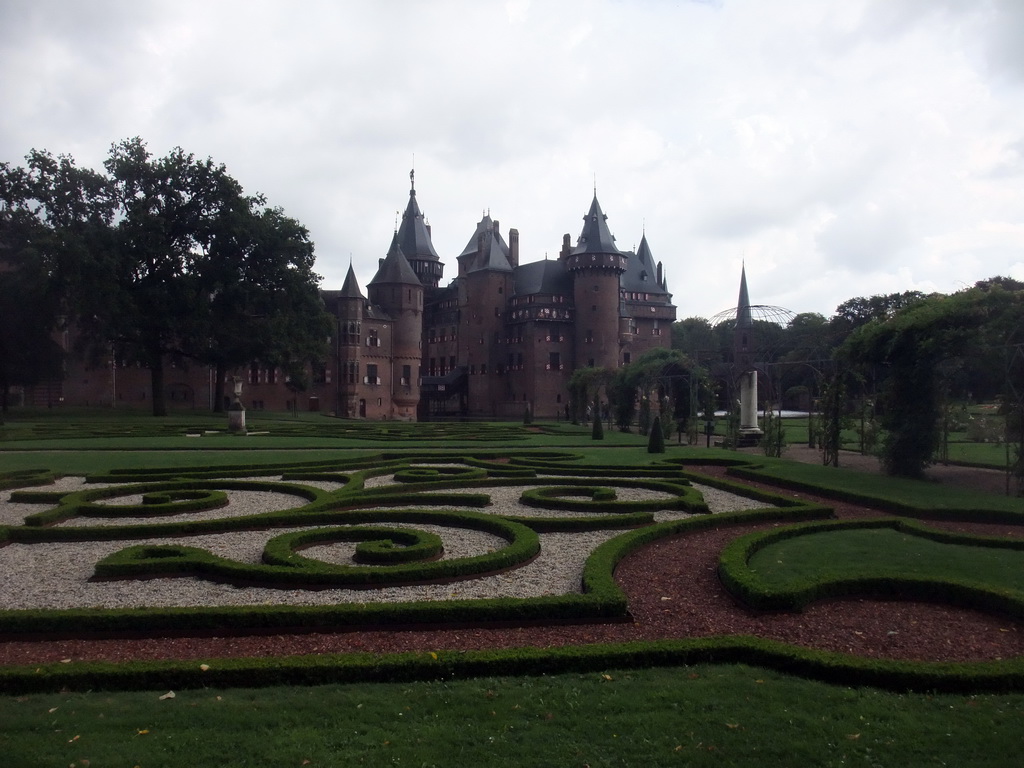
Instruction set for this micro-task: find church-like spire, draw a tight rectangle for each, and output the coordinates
[737,263,753,329]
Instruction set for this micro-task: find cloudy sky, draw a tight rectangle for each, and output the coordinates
[3,0,1023,321]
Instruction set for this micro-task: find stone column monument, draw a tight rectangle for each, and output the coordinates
[734,266,763,445]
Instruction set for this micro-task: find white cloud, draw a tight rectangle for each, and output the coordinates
[2,0,1023,321]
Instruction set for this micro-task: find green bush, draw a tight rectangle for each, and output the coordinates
[647,416,665,453]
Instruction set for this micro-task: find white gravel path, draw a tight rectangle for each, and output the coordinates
[0,471,772,610]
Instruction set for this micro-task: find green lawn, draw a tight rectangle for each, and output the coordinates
[749,527,1024,593]
[5,665,1023,767]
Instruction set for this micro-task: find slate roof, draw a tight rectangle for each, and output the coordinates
[513,258,570,297]
[458,214,513,273]
[571,195,621,256]
[369,232,421,286]
[620,233,670,296]
[340,263,365,299]
[397,172,440,264]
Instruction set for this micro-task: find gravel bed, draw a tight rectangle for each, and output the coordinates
[2,466,1022,667]
[0,473,772,612]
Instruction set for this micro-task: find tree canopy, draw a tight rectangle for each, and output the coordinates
[1,139,331,416]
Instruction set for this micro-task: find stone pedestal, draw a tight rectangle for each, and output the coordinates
[227,403,247,434]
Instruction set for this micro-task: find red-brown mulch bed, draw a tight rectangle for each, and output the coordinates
[1,465,1022,668]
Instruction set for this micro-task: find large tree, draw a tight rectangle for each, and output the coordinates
[5,138,330,416]
[0,155,108,414]
[192,200,331,410]
[840,284,1024,477]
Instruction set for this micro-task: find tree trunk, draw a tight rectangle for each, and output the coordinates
[213,361,227,413]
[150,359,167,417]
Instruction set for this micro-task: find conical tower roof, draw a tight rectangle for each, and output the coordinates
[369,232,420,286]
[571,194,621,256]
[397,170,440,264]
[340,262,364,299]
[635,232,654,268]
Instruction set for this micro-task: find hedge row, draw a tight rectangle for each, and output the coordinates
[718,516,1024,618]
[16,479,324,527]
[93,511,539,587]
[518,485,696,514]
[582,503,835,600]
[6,632,1022,696]
[0,469,55,491]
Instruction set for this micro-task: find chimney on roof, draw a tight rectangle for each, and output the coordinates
[493,220,499,234]
[509,228,519,268]
[559,233,571,261]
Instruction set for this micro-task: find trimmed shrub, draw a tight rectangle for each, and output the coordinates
[648,416,665,453]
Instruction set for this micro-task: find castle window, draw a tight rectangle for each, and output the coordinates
[481,364,487,374]
[364,364,379,385]
[623,352,631,364]
[367,329,380,347]
[585,330,594,343]
[547,352,561,371]
[401,365,411,386]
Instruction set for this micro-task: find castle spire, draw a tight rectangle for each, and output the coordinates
[571,194,621,256]
[396,171,442,288]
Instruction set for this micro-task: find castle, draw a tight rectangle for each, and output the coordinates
[31,174,677,419]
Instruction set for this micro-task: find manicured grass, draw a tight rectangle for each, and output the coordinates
[749,527,1024,593]
[4,664,1023,767]
[734,456,1024,514]
[942,440,1014,469]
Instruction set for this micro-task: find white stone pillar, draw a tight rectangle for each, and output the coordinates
[739,370,762,434]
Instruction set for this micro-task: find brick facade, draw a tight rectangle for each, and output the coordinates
[32,179,676,420]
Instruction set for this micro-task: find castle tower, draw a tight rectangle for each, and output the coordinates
[335,263,365,418]
[563,194,628,370]
[397,170,443,289]
[368,233,423,420]
[456,213,514,416]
